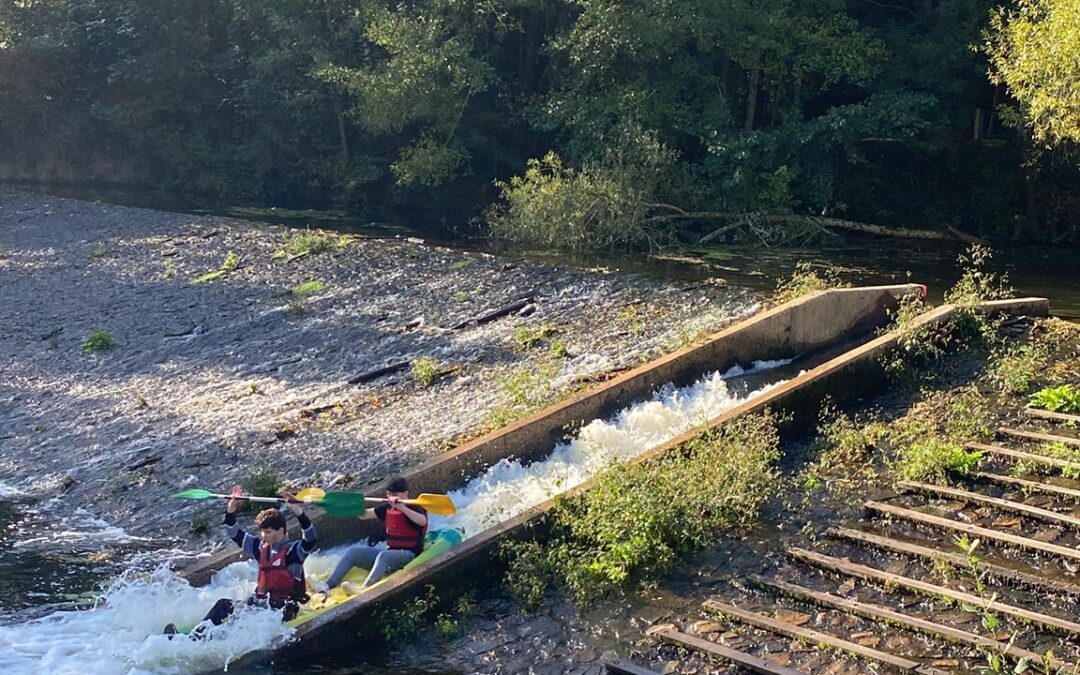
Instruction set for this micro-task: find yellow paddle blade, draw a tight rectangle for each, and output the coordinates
[411,493,456,516]
[296,487,326,503]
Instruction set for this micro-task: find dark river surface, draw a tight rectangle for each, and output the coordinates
[2,183,1078,673]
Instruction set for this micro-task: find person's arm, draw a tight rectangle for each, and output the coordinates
[224,485,258,559]
[389,497,427,528]
[359,507,377,521]
[282,491,316,556]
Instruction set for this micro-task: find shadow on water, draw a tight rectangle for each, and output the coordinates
[0,499,103,620]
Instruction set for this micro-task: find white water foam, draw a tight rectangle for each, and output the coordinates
[14,507,153,549]
[0,563,290,675]
[434,360,791,536]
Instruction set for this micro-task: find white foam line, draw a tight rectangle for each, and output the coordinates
[434,360,792,537]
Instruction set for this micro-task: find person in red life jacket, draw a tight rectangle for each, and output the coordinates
[163,484,316,637]
[310,476,426,595]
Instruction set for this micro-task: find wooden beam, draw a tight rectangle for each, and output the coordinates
[1025,408,1080,425]
[828,526,1080,596]
[654,628,807,675]
[789,547,1080,637]
[866,499,1080,563]
[968,442,1080,472]
[896,479,1080,529]
[974,471,1080,500]
[701,600,949,674]
[748,575,1074,672]
[999,427,1080,448]
[603,659,665,675]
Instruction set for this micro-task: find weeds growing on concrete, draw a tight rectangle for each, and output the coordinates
[412,358,440,387]
[241,467,280,513]
[773,261,849,305]
[513,326,540,350]
[291,280,327,297]
[284,231,332,258]
[487,360,561,429]
[192,251,239,284]
[81,330,115,354]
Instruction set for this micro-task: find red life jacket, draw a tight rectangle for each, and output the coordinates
[256,541,305,603]
[385,508,426,553]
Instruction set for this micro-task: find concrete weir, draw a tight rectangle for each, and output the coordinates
[186,287,1048,670]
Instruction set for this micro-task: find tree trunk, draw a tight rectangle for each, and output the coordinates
[744,63,760,131]
[334,97,349,167]
[1016,128,1041,243]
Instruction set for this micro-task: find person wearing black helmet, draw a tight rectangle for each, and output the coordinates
[310,476,427,594]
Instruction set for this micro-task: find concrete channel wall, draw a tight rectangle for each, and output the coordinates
[182,284,919,588]
[242,294,1049,670]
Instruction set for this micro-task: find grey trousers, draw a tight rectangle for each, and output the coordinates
[326,545,416,589]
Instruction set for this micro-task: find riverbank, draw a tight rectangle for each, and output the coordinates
[0,189,756,564]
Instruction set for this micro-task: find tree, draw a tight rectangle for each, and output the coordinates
[984,0,1080,147]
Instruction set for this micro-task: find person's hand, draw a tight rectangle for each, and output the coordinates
[226,485,243,514]
[281,491,304,516]
[388,495,403,511]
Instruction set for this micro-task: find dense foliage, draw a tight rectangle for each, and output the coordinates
[1,0,1078,245]
[502,411,781,608]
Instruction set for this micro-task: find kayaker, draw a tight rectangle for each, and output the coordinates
[164,484,316,637]
[310,476,427,594]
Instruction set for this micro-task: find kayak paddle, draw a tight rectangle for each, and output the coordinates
[171,487,327,503]
[365,493,457,516]
[316,492,457,517]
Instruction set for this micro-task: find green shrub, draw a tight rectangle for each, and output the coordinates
[513,326,539,350]
[808,405,877,482]
[192,251,240,284]
[374,586,437,643]
[488,360,560,428]
[290,280,327,297]
[773,261,848,305]
[988,342,1048,394]
[241,467,280,513]
[81,330,115,354]
[447,258,476,272]
[412,358,440,387]
[1029,384,1080,413]
[486,127,677,253]
[503,412,780,606]
[285,231,332,257]
[1038,441,1080,479]
[549,339,569,359]
[896,439,982,483]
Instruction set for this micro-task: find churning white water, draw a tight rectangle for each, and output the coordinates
[432,359,792,536]
[0,562,289,674]
[0,358,790,674]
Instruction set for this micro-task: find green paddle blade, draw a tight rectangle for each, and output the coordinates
[171,489,216,500]
[318,492,370,517]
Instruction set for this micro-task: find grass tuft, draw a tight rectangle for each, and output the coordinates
[81,330,115,354]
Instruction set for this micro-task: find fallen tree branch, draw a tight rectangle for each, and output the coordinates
[347,360,410,385]
[692,213,989,246]
[450,293,537,330]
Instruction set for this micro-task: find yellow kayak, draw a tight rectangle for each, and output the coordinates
[288,528,464,628]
